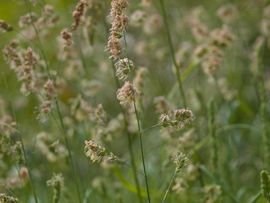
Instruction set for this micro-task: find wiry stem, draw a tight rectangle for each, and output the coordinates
[141,123,161,134]
[162,169,177,203]
[122,26,150,203]
[55,101,82,203]
[103,13,143,202]
[159,0,187,108]
[133,101,151,203]
[125,117,143,203]
[110,61,143,203]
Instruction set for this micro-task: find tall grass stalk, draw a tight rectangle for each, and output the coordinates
[252,37,269,166]
[133,101,151,203]
[121,29,151,202]
[259,74,268,166]
[257,48,269,166]
[103,11,143,201]
[162,169,177,203]
[54,101,82,203]
[158,0,187,108]
[112,68,143,203]
[208,99,218,170]
[23,1,82,202]
[17,133,39,203]
[109,59,143,203]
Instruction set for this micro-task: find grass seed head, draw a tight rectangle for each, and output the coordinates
[0,20,13,32]
[115,58,134,81]
[0,193,18,203]
[72,0,88,30]
[116,81,137,107]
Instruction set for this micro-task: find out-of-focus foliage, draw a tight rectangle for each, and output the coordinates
[0,0,270,202]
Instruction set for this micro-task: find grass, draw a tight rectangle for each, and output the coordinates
[0,0,270,202]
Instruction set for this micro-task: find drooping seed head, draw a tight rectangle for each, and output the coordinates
[115,58,134,81]
[116,81,137,107]
[173,152,189,173]
[84,140,106,163]
[173,108,195,129]
[60,29,73,46]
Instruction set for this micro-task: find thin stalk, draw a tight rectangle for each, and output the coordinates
[141,123,161,134]
[117,158,144,176]
[193,122,205,188]
[257,53,269,166]
[133,101,151,203]
[208,99,218,170]
[162,169,177,203]
[108,80,144,200]
[121,32,150,202]
[18,137,39,203]
[8,104,39,203]
[23,1,82,202]
[125,118,144,203]
[55,100,82,203]
[253,38,269,166]
[103,11,143,202]
[158,0,187,108]
[109,60,143,203]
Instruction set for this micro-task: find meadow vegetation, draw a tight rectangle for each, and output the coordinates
[0,0,270,202]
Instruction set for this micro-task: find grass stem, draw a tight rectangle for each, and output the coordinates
[162,169,177,203]
[103,14,143,202]
[133,101,151,203]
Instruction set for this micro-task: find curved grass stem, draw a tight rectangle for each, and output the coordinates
[162,169,177,203]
